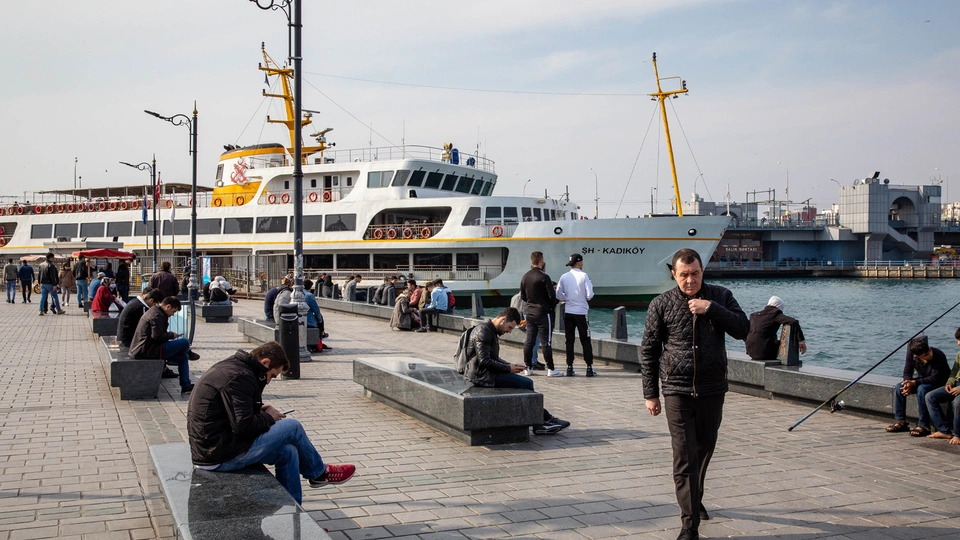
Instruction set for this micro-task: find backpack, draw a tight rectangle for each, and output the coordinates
[453,325,475,374]
[447,290,456,308]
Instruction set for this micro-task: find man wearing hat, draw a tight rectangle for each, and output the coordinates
[745,295,807,360]
[555,253,596,377]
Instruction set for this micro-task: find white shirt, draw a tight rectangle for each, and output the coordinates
[555,268,594,315]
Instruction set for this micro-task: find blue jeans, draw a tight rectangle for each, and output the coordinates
[39,284,60,313]
[925,386,960,435]
[76,279,87,307]
[893,381,937,427]
[161,338,192,388]
[214,418,325,504]
[5,280,15,302]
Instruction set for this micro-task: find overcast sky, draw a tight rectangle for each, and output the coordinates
[1,0,957,217]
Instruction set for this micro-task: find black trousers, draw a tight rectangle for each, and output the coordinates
[420,307,438,329]
[523,312,555,370]
[664,393,725,532]
[563,313,593,367]
[20,280,31,302]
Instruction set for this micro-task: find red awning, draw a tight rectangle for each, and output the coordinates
[71,249,137,260]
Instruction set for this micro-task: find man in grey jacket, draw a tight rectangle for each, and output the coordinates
[4,258,17,303]
[640,248,749,540]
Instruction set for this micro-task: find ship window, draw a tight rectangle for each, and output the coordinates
[504,207,519,223]
[256,216,287,233]
[223,217,254,234]
[462,207,481,226]
[30,224,52,239]
[485,207,501,225]
[336,253,368,270]
[413,253,452,268]
[480,182,493,196]
[54,223,78,239]
[456,253,479,269]
[373,253,409,270]
[303,254,333,268]
[310,178,317,188]
[367,171,382,188]
[424,172,444,189]
[391,170,410,186]
[346,176,353,187]
[325,214,356,231]
[470,177,483,195]
[107,221,133,237]
[196,219,221,235]
[380,171,394,186]
[550,210,557,221]
[521,208,532,222]
[292,215,324,233]
[533,208,542,221]
[134,222,157,236]
[407,170,425,187]
[454,176,473,193]
[284,180,290,190]
[441,174,458,191]
[216,164,223,181]
[80,222,105,238]
[571,212,578,220]
[163,220,190,235]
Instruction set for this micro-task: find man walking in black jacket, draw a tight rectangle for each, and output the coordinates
[38,252,64,316]
[187,342,355,504]
[519,251,561,377]
[640,248,749,540]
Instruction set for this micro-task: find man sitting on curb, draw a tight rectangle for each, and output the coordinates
[925,327,960,444]
[462,307,570,435]
[886,335,950,437]
[187,341,356,504]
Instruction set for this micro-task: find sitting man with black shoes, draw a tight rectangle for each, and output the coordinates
[187,341,356,504]
[462,307,570,435]
[130,296,200,395]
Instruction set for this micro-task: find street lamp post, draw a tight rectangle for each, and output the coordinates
[522,179,531,197]
[145,106,199,344]
[589,167,599,219]
[120,158,158,271]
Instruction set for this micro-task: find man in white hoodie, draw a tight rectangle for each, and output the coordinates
[556,253,596,377]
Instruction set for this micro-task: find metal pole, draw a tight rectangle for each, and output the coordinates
[189,106,198,344]
[291,0,310,365]
[151,156,158,272]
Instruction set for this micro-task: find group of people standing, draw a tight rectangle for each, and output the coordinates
[2,254,133,315]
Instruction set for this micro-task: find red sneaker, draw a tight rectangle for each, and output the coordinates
[309,464,356,487]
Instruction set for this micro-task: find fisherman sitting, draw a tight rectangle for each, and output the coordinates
[886,336,950,437]
[745,296,807,360]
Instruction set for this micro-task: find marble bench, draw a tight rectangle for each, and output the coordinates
[91,311,119,336]
[149,443,332,540]
[353,357,543,445]
[101,337,163,400]
[237,318,320,349]
[199,303,233,323]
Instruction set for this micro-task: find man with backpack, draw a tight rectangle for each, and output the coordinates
[457,307,570,435]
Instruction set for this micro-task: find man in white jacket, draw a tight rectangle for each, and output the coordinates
[555,253,596,377]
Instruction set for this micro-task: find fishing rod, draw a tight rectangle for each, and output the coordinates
[787,297,960,432]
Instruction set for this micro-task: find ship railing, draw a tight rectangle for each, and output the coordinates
[258,188,349,205]
[712,259,949,269]
[319,145,495,173]
[363,222,445,240]
[402,265,504,282]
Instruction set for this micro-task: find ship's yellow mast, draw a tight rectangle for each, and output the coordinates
[258,44,329,162]
[649,52,688,216]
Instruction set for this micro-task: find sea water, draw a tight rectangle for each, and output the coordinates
[464,278,960,377]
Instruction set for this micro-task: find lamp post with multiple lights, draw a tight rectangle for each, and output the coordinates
[145,106,199,343]
[120,158,158,272]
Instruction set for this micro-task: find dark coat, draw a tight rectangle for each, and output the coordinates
[745,305,806,360]
[130,305,175,358]
[519,267,555,317]
[263,287,279,319]
[73,261,89,281]
[902,347,950,386]
[17,264,34,282]
[115,264,130,286]
[117,297,149,348]
[38,261,59,285]
[187,350,275,466]
[464,320,512,387]
[390,295,415,330]
[148,270,179,299]
[640,283,749,399]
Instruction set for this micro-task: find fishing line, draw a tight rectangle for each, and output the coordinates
[788,297,960,431]
[669,99,713,202]
[615,104,660,218]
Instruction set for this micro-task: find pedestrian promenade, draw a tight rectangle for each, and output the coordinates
[1,300,958,539]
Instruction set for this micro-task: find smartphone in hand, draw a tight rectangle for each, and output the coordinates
[280,409,295,415]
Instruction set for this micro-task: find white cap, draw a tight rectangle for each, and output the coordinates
[767,296,784,311]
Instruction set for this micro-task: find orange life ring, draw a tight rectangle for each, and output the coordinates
[213,197,223,207]
[35,206,43,214]
[308,192,318,202]
[6,207,14,215]
[77,204,85,213]
[165,199,173,208]
[56,204,65,213]
[16,207,24,215]
[492,225,503,237]
[188,198,193,207]
[109,201,118,211]
[0,208,5,216]
[0,226,5,236]
[420,227,432,239]
[0,238,5,247]
[402,227,413,239]
[120,201,128,210]
[373,229,384,240]
[387,228,398,239]
[67,204,75,213]
[88,203,96,212]
[45,204,53,213]
[98,202,107,211]
[322,191,332,202]
[268,193,277,204]
[236,196,245,206]
[281,193,290,204]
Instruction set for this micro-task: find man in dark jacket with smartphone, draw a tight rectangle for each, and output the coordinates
[130,296,198,394]
[640,248,749,540]
[117,288,163,347]
[519,251,561,376]
[187,341,355,504]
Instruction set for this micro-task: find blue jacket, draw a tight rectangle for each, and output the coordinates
[425,287,448,311]
[18,264,34,281]
[305,292,322,327]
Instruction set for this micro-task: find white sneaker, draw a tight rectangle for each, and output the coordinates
[546,369,564,377]
[522,369,533,376]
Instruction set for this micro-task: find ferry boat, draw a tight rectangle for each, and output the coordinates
[0,48,729,306]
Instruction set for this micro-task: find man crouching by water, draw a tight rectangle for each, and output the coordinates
[640,248,749,540]
[187,341,356,504]
[463,307,570,435]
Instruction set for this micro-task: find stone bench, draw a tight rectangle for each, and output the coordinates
[353,357,543,445]
[199,303,233,323]
[149,443,332,540]
[237,318,320,348]
[101,337,163,400]
[91,311,119,336]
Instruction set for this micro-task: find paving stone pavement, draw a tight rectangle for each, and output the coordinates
[1,299,958,539]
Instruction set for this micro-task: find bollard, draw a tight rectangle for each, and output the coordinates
[777,323,801,367]
[611,306,628,340]
[278,303,300,379]
[557,302,566,332]
[470,293,484,318]
[333,283,342,300]
[386,287,397,307]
